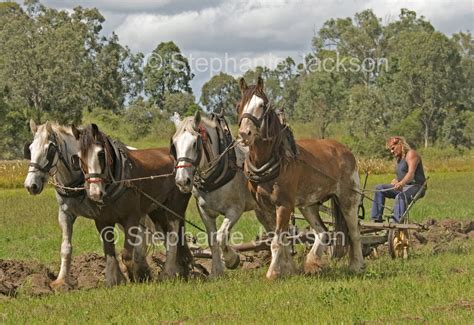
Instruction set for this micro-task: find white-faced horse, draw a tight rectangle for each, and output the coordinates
[24,120,188,287]
[72,123,193,279]
[170,112,274,276]
[237,78,365,279]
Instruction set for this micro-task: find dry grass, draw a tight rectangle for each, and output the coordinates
[0,160,28,189]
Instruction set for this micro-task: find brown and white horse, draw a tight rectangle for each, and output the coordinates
[72,124,193,282]
[237,77,364,279]
[25,121,156,287]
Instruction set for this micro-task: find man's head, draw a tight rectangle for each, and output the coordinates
[386,136,411,159]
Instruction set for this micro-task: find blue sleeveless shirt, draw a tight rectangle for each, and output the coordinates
[396,157,426,186]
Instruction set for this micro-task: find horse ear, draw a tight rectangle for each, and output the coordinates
[194,110,201,127]
[170,112,182,129]
[239,78,248,95]
[29,119,37,135]
[45,121,53,133]
[91,124,100,140]
[256,76,264,92]
[71,124,81,140]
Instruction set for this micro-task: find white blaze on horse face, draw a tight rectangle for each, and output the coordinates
[239,95,265,145]
[83,143,106,201]
[174,131,198,193]
[24,127,50,194]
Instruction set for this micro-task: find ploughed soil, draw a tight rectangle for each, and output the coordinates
[1,218,472,298]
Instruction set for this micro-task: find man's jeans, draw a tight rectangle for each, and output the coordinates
[370,184,424,222]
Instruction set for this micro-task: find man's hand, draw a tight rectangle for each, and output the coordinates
[391,179,398,185]
[393,181,404,191]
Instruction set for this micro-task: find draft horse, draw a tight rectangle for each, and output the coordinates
[24,121,191,287]
[171,112,275,277]
[72,124,194,281]
[237,77,364,279]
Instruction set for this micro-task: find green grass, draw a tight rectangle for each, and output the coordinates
[0,171,473,322]
[0,245,472,323]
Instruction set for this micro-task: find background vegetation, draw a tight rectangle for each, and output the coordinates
[0,1,472,160]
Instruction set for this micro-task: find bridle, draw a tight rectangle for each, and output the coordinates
[25,132,75,175]
[81,139,110,184]
[170,125,206,170]
[238,95,270,130]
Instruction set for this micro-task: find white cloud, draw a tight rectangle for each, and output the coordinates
[36,0,474,96]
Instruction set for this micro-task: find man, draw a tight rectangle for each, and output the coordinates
[371,136,426,223]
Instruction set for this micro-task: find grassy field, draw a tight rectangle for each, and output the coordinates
[0,171,473,323]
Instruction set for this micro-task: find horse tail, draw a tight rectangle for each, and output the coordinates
[331,196,349,258]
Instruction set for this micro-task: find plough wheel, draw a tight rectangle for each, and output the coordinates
[388,229,409,259]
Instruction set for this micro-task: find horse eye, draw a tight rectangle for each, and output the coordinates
[193,142,197,149]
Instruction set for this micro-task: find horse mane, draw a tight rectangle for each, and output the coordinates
[34,123,74,149]
[173,115,217,140]
[79,125,118,169]
[237,85,269,116]
[239,85,296,165]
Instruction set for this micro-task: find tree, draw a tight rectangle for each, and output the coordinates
[241,58,301,118]
[200,73,239,122]
[347,84,387,138]
[143,41,194,107]
[294,60,346,138]
[94,33,144,113]
[0,2,106,124]
[387,30,464,147]
[162,92,197,117]
[124,98,161,140]
[312,9,385,87]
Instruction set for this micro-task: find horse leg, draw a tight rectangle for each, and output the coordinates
[161,213,192,278]
[339,179,365,273]
[266,205,296,280]
[50,209,76,290]
[217,209,241,270]
[299,205,328,274]
[122,219,151,282]
[198,205,224,277]
[95,220,126,286]
[255,208,276,233]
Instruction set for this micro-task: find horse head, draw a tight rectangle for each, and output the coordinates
[73,123,113,202]
[237,77,271,146]
[170,111,206,193]
[24,120,80,195]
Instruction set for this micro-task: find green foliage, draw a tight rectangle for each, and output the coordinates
[385,30,464,148]
[94,33,144,113]
[124,99,162,140]
[294,54,346,138]
[143,41,194,107]
[162,92,197,117]
[200,72,240,122]
[0,1,144,158]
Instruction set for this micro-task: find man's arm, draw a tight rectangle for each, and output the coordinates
[394,150,420,190]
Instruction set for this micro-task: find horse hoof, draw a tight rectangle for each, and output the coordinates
[349,263,365,274]
[304,258,323,275]
[209,270,224,279]
[224,254,241,270]
[50,278,73,291]
[105,270,126,287]
[266,269,280,280]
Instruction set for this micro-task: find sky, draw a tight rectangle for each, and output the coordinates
[35,0,474,99]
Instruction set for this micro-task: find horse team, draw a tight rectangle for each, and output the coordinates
[23,78,364,288]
